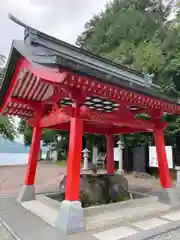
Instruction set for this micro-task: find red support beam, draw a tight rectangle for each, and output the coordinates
[48,123,149,135]
[153,128,171,188]
[83,123,149,135]
[83,107,154,130]
[65,104,83,201]
[41,110,70,128]
[28,106,73,127]
[106,135,115,174]
[112,127,150,135]
[31,105,154,130]
[24,111,42,185]
[48,122,111,134]
[48,122,70,131]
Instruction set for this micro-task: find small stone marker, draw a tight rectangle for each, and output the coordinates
[82,148,90,170]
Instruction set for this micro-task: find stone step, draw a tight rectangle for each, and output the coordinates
[84,195,159,217]
[22,196,172,233]
[36,192,159,218]
[36,194,60,211]
[86,202,171,231]
[94,226,139,240]
[21,200,58,226]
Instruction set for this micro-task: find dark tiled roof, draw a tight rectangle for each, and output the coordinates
[0,16,179,106]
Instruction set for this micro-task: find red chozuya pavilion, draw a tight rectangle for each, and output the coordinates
[0,15,180,234]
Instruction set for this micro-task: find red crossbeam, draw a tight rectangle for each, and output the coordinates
[29,104,154,130]
[29,108,70,128]
[47,122,149,135]
[81,106,154,130]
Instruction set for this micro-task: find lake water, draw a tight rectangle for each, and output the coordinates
[0,153,29,166]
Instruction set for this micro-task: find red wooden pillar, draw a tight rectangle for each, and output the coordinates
[153,128,171,188]
[25,113,42,185]
[106,135,115,174]
[65,104,83,201]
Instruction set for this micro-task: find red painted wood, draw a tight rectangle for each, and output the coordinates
[20,58,67,85]
[25,112,42,185]
[106,135,115,174]
[4,58,180,117]
[19,72,34,97]
[34,104,154,130]
[83,107,154,130]
[41,108,70,128]
[43,68,180,114]
[47,123,150,135]
[11,97,42,108]
[24,75,38,100]
[44,87,68,104]
[0,58,24,113]
[3,56,180,203]
[65,104,83,201]
[153,128,171,188]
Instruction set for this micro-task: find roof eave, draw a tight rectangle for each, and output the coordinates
[0,43,21,107]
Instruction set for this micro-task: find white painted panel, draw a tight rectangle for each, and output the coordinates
[149,146,173,169]
[114,147,120,162]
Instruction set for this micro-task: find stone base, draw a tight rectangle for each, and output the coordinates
[156,188,180,206]
[54,200,84,235]
[81,167,90,171]
[17,185,36,202]
[175,168,180,185]
[117,169,124,175]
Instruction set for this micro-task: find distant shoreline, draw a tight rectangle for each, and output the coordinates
[0,153,29,166]
[0,164,28,168]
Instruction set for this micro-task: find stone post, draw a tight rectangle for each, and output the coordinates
[82,148,90,170]
[117,140,124,174]
[175,166,180,185]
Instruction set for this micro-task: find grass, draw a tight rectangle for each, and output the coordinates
[56,160,67,167]
[56,160,84,168]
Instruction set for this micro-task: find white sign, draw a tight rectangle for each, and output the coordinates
[149,146,173,169]
[114,147,120,161]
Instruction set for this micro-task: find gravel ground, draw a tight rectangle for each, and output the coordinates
[150,228,180,240]
[0,163,161,196]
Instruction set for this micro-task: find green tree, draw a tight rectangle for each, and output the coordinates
[0,54,17,140]
[18,119,69,159]
[77,0,180,146]
[0,116,17,140]
[18,0,180,149]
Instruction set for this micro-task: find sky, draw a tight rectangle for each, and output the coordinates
[0,0,110,143]
[0,0,110,57]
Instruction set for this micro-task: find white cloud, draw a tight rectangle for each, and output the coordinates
[0,0,110,143]
[0,0,109,57]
